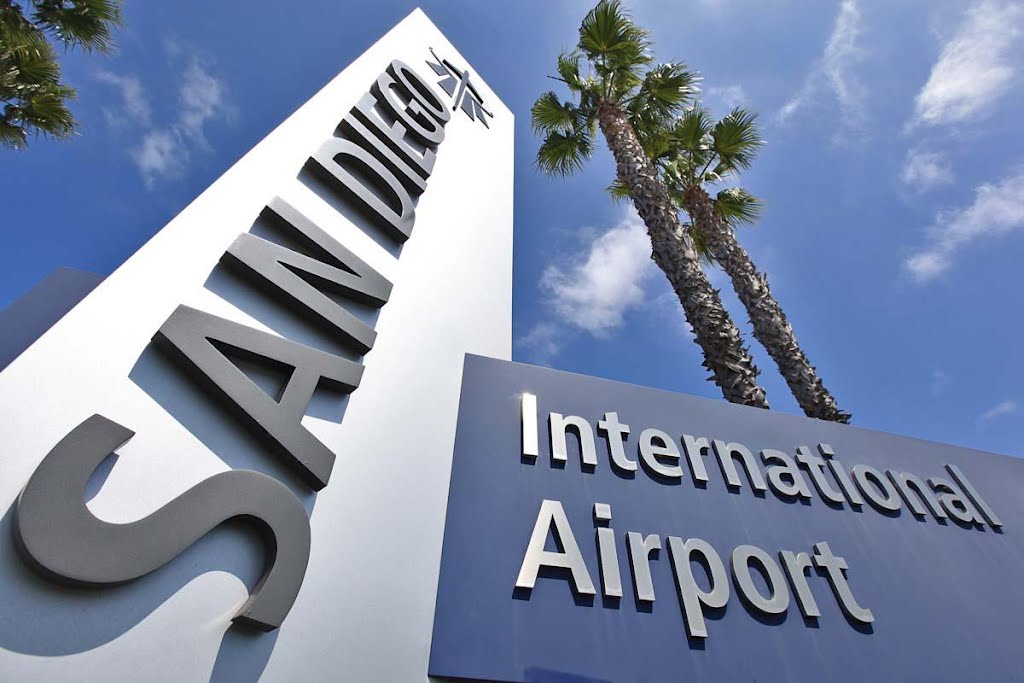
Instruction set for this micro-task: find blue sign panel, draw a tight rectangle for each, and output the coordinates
[429,355,1024,683]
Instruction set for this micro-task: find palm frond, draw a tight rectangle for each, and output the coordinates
[628,62,699,123]
[578,0,651,81]
[715,187,762,225]
[32,0,122,52]
[555,51,585,91]
[536,128,594,176]
[0,117,29,149]
[531,91,578,135]
[606,176,632,202]
[711,107,763,172]
[671,104,713,152]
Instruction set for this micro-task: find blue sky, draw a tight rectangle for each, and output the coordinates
[3,0,1024,456]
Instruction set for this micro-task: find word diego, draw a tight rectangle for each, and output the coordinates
[520,394,1002,530]
[16,58,457,631]
[516,500,873,639]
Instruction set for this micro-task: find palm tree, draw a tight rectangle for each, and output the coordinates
[642,103,850,422]
[0,0,123,150]
[532,0,769,409]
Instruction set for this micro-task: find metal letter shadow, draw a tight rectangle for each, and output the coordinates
[15,414,311,631]
[153,305,363,490]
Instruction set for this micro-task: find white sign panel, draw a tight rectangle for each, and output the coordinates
[0,9,512,682]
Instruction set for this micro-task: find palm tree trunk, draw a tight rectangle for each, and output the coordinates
[596,100,769,409]
[682,185,850,423]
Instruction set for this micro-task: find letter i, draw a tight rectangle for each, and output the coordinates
[522,392,539,460]
[820,444,864,507]
[594,503,622,598]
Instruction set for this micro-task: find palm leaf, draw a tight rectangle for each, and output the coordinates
[32,0,122,52]
[606,176,632,202]
[531,91,578,135]
[536,128,594,176]
[628,62,699,123]
[671,105,713,152]
[715,187,762,225]
[555,51,585,91]
[711,107,762,172]
[578,0,651,64]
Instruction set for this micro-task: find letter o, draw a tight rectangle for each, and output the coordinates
[731,544,790,615]
[388,60,450,125]
[851,465,902,512]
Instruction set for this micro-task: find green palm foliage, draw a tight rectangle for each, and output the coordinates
[532,0,770,409]
[532,3,699,178]
[647,102,850,422]
[0,0,123,150]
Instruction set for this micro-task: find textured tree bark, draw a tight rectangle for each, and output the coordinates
[596,99,769,409]
[683,185,850,423]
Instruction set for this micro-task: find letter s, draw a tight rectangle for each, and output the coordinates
[15,414,311,631]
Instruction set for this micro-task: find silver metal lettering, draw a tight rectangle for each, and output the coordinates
[222,197,392,354]
[639,428,682,479]
[549,412,597,468]
[153,305,362,490]
[594,504,622,598]
[626,531,661,602]
[795,445,846,504]
[597,411,635,473]
[947,464,1002,528]
[521,392,539,461]
[681,434,710,485]
[761,449,812,500]
[929,477,981,524]
[515,500,596,596]
[15,415,311,631]
[351,90,437,179]
[667,536,729,639]
[731,544,790,615]
[887,470,947,521]
[820,444,864,506]
[851,465,902,513]
[812,541,874,624]
[307,136,415,244]
[712,440,767,492]
[779,550,821,618]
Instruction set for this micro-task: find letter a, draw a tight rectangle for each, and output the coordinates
[154,305,363,489]
[223,197,393,354]
[515,499,596,596]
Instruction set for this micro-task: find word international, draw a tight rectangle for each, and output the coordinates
[513,392,1004,639]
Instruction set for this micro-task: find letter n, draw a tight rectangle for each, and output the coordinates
[153,305,362,489]
[222,197,393,354]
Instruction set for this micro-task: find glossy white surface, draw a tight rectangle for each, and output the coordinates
[0,9,512,681]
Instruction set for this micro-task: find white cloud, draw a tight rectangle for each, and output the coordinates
[904,169,1024,282]
[911,0,1024,128]
[515,322,562,366]
[177,59,230,145]
[708,85,748,110]
[98,51,233,187]
[134,58,232,186]
[541,216,656,337]
[777,0,865,135]
[930,369,950,396]
[979,399,1018,422]
[132,130,183,184]
[515,215,658,364]
[94,70,151,127]
[900,148,954,193]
